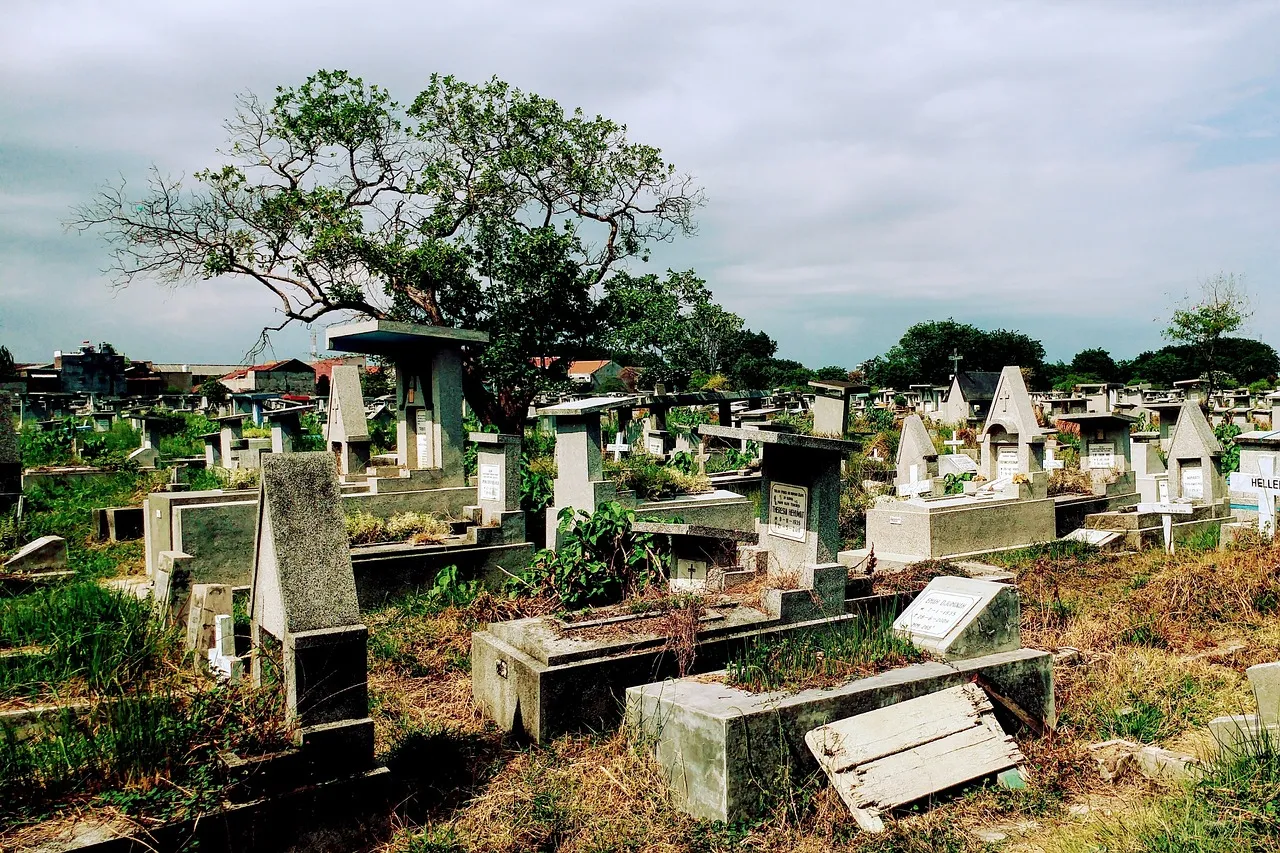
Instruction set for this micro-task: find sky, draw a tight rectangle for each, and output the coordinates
[2,0,1279,369]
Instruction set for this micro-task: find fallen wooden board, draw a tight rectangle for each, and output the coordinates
[805,683,1025,832]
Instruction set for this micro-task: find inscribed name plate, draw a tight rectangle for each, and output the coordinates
[996,447,1019,479]
[415,409,431,468]
[894,590,980,639]
[647,436,666,455]
[478,463,501,502]
[1181,465,1204,500]
[768,482,808,542]
[1088,442,1115,470]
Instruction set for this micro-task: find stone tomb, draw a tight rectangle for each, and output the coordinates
[808,379,865,437]
[859,368,1057,562]
[324,364,372,479]
[1053,412,1139,497]
[1081,401,1234,550]
[327,319,486,487]
[537,397,752,548]
[1228,429,1280,534]
[264,404,310,455]
[469,431,526,544]
[250,452,374,772]
[472,425,869,743]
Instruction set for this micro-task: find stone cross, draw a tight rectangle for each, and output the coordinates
[1137,499,1195,554]
[1044,443,1064,470]
[949,350,963,377]
[943,435,965,453]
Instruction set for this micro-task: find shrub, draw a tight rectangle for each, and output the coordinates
[606,453,711,501]
[346,511,388,545]
[1048,467,1094,497]
[385,512,451,544]
[527,503,666,609]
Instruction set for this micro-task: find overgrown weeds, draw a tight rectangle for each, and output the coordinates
[725,613,923,693]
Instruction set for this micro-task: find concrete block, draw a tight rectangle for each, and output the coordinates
[1247,661,1280,725]
[892,576,1020,661]
[4,536,68,574]
[627,647,1053,822]
[286,625,369,726]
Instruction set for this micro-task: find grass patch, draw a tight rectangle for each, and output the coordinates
[725,614,924,693]
[0,583,174,700]
[604,452,712,501]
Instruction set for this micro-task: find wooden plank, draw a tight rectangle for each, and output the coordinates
[804,684,1025,832]
[850,724,1022,808]
[807,698,981,770]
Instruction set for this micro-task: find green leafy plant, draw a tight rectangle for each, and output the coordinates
[528,503,665,609]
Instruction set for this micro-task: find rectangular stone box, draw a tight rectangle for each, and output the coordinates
[287,625,370,727]
[626,648,1053,822]
[472,595,904,744]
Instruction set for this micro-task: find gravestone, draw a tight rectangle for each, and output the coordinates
[266,405,309,455]
[537,397,634,546]
[808,379,862,437]
[250,452,372,769]
[895,415,938,496]
[3,535,68,574]
[325,365,371,478]
[217,414,247,469]
[978,367,1049,493]
[470,432,525,543]
[892,575,1020,660]
[1165,401,1225,503]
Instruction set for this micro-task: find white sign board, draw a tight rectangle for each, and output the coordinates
[996,446,1019,480]
[1181,464,1204,500]
[1087,442,1115,470]
[1229,457,1280,533]
[1137,502,1195,515]
[647,436,666,456]
[768,482,808,542]
[478,463,501,502]
[894,590,980,639]
[414,409,431,469]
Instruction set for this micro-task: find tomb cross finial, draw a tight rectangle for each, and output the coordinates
[949,350,964,377]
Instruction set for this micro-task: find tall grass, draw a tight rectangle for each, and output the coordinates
[0,583,173,699]
[725,613,923,693]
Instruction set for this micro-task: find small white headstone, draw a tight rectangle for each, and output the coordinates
[893,576,1020,660]
[478,463,501,502]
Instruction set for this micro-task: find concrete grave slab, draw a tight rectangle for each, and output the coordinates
[4,535,68,574]
[1248,661,1280,726]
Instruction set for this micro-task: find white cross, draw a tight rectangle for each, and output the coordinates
[1045,445,1065,470]
[944,435,965,453]
[1229,455,1280,535]
[1137,499,1195,553]
[897,463,934,496]
[606,431,631,462]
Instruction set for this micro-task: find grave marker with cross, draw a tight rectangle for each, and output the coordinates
[1229,456,1280,535]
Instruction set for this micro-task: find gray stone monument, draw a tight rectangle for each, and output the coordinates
[979,366,1050,494]
[895,414,938,496]
[470,431,525,543]
[1166,400,1226,504]
[249,452,373,771]
[327,320,488,485]
[537,396,634,546]
[808,379,863,437]
[265,405,310,455]
[892,575,1020,660]
[325,365,371,478]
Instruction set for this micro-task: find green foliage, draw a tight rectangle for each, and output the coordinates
[77,68,703,432]
[942,471,975,495]
[0,345,16,381]
[705,444,756,474]
[1163,273,1253,395]
[18,474,149,578]
[528,503,665,609]
[605,453,710,501]
[462,410,499,479]
[725,614,923,693]
[155,411,219,458]
[1217,421,1242,474]
[20,419,143,469]
[866,319,1047,388]
[0,583,174,699]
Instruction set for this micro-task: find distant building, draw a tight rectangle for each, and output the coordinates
[566,360,622,391]
[150,363,248,393]
[55,343,127,395]
[310,356,369,397]
[220,359,316,395]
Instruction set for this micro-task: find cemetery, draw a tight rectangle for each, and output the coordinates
[5,44,1280,853]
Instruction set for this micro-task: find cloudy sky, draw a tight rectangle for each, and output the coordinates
[2,0,1278,369]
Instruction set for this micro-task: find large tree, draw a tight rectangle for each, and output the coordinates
[1163,273,1252,396]
[74,70,702,429]
[865,319,1046,389]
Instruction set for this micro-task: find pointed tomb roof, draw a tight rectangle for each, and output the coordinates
[1166,399,1222,460]
[896,414,938,473]
[326,364,370,443]
[982,366,1048,441]
[250,452,360,640]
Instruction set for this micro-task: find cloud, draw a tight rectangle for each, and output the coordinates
[1,0,1279,368]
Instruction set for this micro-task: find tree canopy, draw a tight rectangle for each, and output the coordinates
[865,320,1046,388]
[74,70,703,429]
